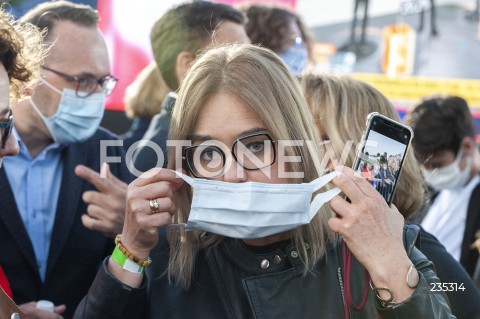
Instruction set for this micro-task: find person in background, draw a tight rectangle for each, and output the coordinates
[1,2,131,318]
[375,160,394,202]
[0,6,46,319]
[406,95,480,277]
[132,1,250,174]
[120,61,168,151]
[242,4,312,76]
[302,73,480,319]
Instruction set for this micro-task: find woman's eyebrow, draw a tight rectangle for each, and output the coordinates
[190,135,211,142]
[190,128,269,142]
[236,127,269,139]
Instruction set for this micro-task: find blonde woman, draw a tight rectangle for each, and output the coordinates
[302,73,480,319]
[75,45,453,319]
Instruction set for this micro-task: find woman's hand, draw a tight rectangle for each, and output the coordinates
[107,168,183,288]
[328,166,415,303]
[121,168,184,259]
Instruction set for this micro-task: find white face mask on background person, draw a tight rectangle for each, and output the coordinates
[29,78,105,145]
[421,147,472,191]
[173,171,341,239]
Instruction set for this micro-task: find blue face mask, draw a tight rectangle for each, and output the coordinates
[278,46,308,76]
[29,78,105,145]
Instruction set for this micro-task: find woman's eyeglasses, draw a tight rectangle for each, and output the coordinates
[183,132,276,179]
[0,108,14,148]
[41,66,118,98]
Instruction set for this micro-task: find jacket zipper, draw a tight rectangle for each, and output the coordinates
[337,267,348,318]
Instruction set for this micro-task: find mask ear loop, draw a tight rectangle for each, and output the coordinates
[168,170,193,231]
[39,77,63,95]
[173,170,194,186]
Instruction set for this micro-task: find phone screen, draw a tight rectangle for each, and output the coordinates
[354,115,411,204]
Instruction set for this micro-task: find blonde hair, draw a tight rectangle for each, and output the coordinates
[302,73,426,218]
[0,7,47,101]
[124,62,169,119]
[167,44,335,289]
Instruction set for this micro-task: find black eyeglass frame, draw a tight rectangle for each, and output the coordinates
[182,132,277,179]
[41,65,118,98]
[0,108,14,149]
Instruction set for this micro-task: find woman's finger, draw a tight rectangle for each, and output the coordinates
[133,168,183,187]
[136,181,176,200]
[351,174,382,199]
[330,172,364,203]
[328,195,350,218]
[335,166,380,201]
[327,214,343,234]
[138,211,174,229]
[148,197,176,216]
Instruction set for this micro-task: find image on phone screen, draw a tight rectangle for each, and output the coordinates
[355,130,409,204]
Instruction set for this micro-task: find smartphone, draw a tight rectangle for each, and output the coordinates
[352,112,413,205]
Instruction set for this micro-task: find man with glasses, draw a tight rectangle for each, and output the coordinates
[0,2,131,318]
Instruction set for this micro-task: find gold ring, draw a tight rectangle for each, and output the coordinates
[149,199,159,214]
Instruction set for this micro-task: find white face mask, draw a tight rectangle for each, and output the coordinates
[29,78,105,145]
[421,147,472,191]
[174,171,340,239]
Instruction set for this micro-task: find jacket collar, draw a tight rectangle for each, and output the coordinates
[220,238,306,276]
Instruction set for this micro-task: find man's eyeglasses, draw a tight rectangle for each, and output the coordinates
[0,108,14,149]
[183,132,276,179]
[41,66,118,98]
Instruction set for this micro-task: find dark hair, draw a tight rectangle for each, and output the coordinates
[406,95,475,162]
[242,5,312,55]
[150,1,245,91]
[0,7,46,99]
[21,0,99,42]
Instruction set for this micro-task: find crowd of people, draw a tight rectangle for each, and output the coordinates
[356,152,402,203]
[0,1,479,319]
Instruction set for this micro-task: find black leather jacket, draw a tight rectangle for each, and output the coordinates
[74,224,454,319]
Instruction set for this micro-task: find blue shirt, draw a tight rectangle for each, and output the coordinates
[3,129,64,281]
